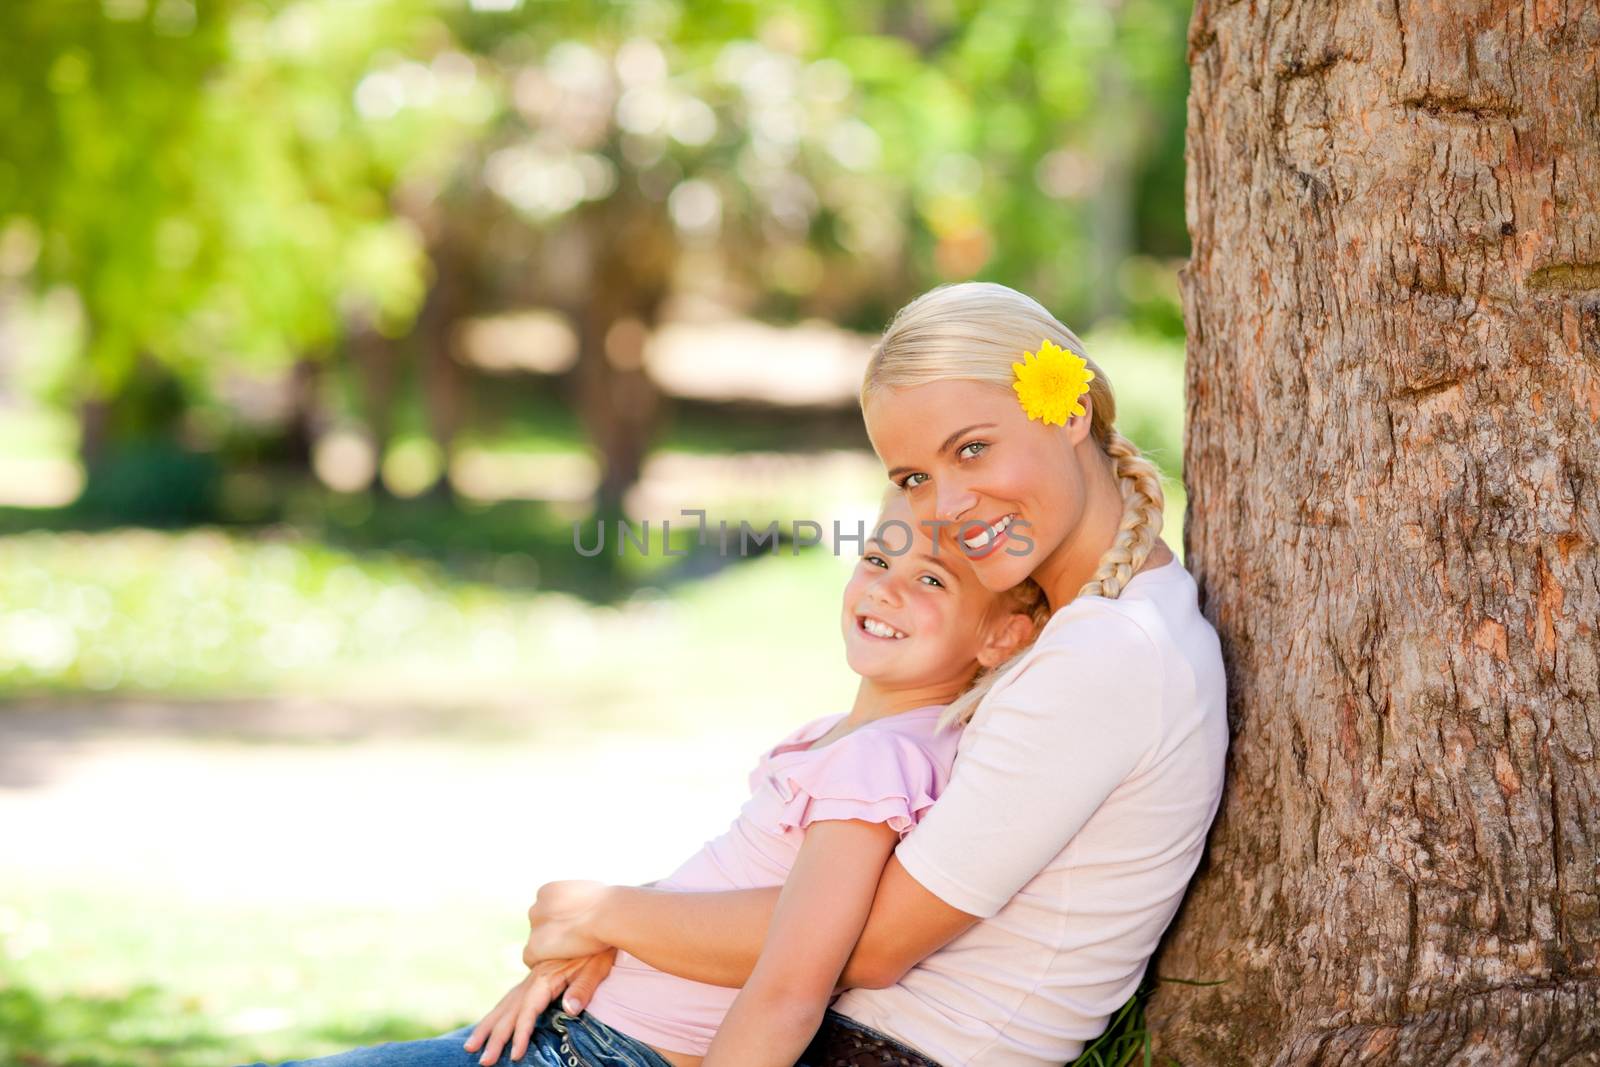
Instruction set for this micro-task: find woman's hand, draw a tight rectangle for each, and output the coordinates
[523,880,613,966]
[462,950,615,1065]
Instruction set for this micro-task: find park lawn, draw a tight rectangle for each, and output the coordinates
[0,526,859,1062]
[0,539,859,1066]
[0,521,860,729]
[0,876,529,1067]
[0,500,1187,711]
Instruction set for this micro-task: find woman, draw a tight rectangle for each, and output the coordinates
[491,281,1229,1066]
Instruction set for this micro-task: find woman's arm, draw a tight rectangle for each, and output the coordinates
[529,851,980,1007]
[701,819,896,1067]
[608,855,976,990]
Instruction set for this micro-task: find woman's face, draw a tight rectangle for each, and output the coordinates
[863,379,1091,594]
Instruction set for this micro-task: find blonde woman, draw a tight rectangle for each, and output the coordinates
[515,281,1229,1067]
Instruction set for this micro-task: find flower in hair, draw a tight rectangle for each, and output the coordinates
[1012,338,1094,426]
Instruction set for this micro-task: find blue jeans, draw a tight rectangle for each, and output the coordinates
[237,1006,675,1067]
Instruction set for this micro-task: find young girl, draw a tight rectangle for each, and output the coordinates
[251,491,1047,1067]
[509,282,1227,1067]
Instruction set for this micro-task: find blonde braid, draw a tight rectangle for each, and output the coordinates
[937,578,1054,731]
[1075,429,1166,601]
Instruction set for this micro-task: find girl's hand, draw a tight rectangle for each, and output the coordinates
[461,951,613,1065]
[523,880,612,966]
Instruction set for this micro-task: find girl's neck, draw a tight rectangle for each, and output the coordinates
[846,677,965,727]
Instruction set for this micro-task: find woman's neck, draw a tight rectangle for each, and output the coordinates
[846,677,965,726]
[1033,445,1169,610]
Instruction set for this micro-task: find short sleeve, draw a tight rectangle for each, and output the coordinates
[747,713,846,789]
[768,730,944,838]
[894,611,1164,918]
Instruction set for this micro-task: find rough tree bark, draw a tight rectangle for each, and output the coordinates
[1150,1,1600,1064]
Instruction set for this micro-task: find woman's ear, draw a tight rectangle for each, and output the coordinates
[977,611,1039,669]
[1065,395,1094,446]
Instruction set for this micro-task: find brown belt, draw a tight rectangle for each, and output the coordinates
[801,1010,944,1067]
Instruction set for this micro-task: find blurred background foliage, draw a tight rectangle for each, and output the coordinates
[0,0,1192,1063]
[0,0,1192,699]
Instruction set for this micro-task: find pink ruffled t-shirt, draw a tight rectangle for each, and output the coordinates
[583,704,961,1057]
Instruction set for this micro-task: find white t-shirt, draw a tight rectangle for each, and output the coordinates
[832,556,1228,1066]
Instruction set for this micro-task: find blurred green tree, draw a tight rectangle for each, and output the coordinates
[0,0,1190,518]
[0,0,485,516]
[438,0,1191,514]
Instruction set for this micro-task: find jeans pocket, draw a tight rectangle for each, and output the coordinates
[552,1011,673,1067]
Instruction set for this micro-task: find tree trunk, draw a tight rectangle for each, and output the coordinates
[418,239,473,503]
[1152,2,1600,1064]
[575,306,660,522]
[281,356,323,471]
[568,197,675,520]
[348,319,399,498]
[78,395,109,469]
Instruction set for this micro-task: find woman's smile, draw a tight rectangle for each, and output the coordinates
[864,378,1091,597]
[958,513,1018,560]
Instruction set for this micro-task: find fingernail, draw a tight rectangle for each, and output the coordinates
[563,996,581,1013]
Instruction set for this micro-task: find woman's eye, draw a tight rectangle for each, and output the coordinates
[957,441,988,460]
[899,472,929,489]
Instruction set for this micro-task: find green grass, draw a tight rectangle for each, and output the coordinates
[0,523,576,698]
[0,890,1191,1067]
[0,880,521,1067]
[1070,979,1160,1067]
[0,520,861,733]
[0,878,1191,1067]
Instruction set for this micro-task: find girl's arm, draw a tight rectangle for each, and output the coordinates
[700,818,897,1067]
[529,856,980,1016]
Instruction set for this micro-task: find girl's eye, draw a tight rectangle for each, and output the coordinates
[898,472,929,489]
[957,440,988,460]
[863,553,888,569]
[918,574,945,588]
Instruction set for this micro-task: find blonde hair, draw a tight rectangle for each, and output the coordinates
[859,282,1167,729]
[939,575,1053,729]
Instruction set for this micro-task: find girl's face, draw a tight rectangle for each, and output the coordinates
[840,496,1020,688]
[863,379,1091,595]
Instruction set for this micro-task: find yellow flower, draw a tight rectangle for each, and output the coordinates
[1012,338,1095,426]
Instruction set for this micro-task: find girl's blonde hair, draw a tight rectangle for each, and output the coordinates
[860,282,1167,729]
[940,575,1054,729]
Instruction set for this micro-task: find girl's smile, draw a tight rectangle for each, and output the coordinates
[855,613,908,640]
[839,493,1035,711]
